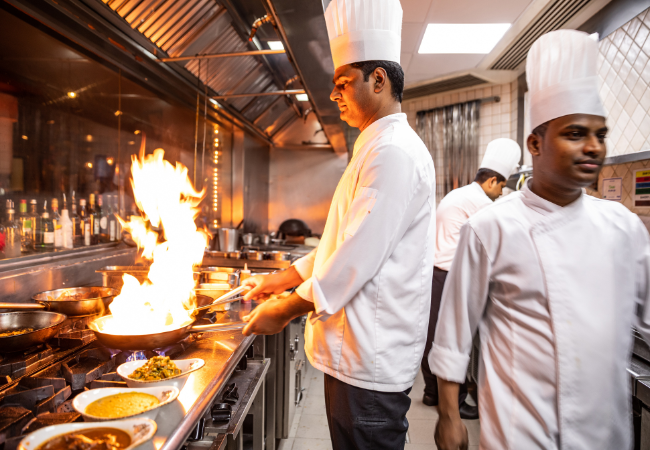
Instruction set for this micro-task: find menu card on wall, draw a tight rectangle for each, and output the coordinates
[602,178,622,201]
[635,169,650,207]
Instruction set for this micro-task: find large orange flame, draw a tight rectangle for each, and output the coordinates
[100,149,209,335]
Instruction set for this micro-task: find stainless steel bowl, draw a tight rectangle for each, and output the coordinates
[267,251,291,261]
[244,251,265,261]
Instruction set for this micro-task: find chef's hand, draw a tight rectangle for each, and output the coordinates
[434,378,469,450]
[242,292,315,336]
[435,415,468,450]
[243,266,304,301]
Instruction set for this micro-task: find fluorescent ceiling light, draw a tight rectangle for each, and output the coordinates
[418,23,511,54]
[295,93,309,102]
[267,41,284,50]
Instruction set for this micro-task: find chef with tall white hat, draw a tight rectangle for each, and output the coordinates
[421,138,521,420]
[240,0,436,448]
[431,29,650,450]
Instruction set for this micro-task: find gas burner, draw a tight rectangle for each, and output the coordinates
[104,334,198,366]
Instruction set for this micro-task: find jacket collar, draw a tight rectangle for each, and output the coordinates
[352,113,407,157]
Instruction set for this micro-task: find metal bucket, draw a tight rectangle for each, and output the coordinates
[218,228,239,252]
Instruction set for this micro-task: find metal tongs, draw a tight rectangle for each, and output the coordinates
[192,285,250,314]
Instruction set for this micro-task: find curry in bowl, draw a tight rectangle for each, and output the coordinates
[85,392,160,419]
[35,427,130,450]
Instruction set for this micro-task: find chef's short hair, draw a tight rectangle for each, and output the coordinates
[532,121,549,137]
[474,168,506,184]
[350,61,404,103]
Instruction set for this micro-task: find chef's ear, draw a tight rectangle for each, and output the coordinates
[373,67,387,93]
[527,133,542,157]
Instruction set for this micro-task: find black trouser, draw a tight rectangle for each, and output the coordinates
[420,267,468,404]
[324,373,412,450]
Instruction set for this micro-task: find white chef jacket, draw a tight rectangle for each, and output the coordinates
[293,113,436,392]
[429,179,650,450]
[435,182,492,271]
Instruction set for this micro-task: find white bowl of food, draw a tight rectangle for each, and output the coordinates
[116,356,205,390]
[72,386,179,422]
[18,417,156,450]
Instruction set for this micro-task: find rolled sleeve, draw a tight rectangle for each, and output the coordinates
[429,223,491,382]
[293,249,317,281]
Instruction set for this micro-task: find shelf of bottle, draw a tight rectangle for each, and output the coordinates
[0,241,126,269]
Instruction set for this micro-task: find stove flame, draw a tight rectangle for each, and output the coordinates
[100,149,209,335]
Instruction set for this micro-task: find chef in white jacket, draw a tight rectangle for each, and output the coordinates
[421,138,521,419]
[431,30,650,450]
[241,0,436,448]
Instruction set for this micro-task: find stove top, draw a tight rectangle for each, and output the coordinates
[0,313,204,450]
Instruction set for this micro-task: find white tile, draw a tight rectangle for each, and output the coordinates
[620,84,632,107]
[621,32,634,54]
[636,24,650,48]
[632,102,646,126]
[296,414,331,439]
[301,392,326,415]
[408,419,437,444]
[623,92,638,116]
[610,75,624,96]
[277,438,294,450]
[464,419,481,447]
[610,100,624,123]
[625,67,640,91]
[632,77,647,101]
[638,114,650,138]
[620,59,633,81]
[632,130,646,151]
[291,438,333,450]
[640,88,650,110]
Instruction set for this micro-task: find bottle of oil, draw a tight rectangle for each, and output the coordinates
[3,201,21,258]
[98,194,109,243]
[90,194,100,245]
[39,201,54,251]
[18,199,32,252]
[79,199,90,246]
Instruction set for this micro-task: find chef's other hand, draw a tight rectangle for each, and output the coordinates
[242,298,291,336]
[434,415,468,450]
[243,266,304,301]
[242,292,315,336]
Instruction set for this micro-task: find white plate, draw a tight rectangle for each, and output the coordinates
[18,417,157,450]
[72,386,179,422]
[117,358,205,390]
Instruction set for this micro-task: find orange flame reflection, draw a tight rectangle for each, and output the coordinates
[100,149,209,335]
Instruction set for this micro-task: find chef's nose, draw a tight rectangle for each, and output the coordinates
[584,132,604,156]
[330,86,341,102]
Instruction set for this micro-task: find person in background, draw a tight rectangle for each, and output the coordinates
[431,29,650,450]
[238,0,436,449]
[421,138,521,420]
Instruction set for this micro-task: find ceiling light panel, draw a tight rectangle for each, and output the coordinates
[418,24,511,54]
[267,41,285,50]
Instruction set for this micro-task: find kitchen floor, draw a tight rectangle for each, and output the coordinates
[277,361,480,450]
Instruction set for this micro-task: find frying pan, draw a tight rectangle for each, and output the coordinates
[0,287,118,316]
[0,311,67,352]
[88,315,246,350]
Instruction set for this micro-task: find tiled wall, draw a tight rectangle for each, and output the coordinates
[596,7,650,222]
[403,81,518,163]
[598,7,650,157]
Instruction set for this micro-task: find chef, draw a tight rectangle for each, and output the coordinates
[421,138,521,420]
[241,0,436,448]
[431,29,650,450]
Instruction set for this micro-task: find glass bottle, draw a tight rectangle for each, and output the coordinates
[90,194,100,245]
[108,194,117,242]
[18,199,32,252]
[52,198,63,249]
[79,198,90,246]
[98,194,109,243]
[39,201,54,251]
[3,201,20,258]
[30,199,41,249]
[70,192,80,246]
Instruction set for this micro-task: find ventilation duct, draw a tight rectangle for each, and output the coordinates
[490,0,592,71]
[403,74,488,101]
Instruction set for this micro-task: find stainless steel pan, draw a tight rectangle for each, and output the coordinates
[0,287,118,316]
[88,315,246,350]
[0,311,67,352]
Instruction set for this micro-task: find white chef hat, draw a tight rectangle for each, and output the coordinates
[480,138,521,179]
[324,0,402,70]
[526,30,605,131]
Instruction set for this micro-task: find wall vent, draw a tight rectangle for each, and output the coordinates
[403,74,488,101]
[490,0,592,70]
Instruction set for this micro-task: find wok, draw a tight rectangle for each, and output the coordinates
[0,311,67,352]
[0,287,118,316]
[88,315,246,350]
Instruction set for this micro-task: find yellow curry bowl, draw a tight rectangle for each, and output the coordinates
[72,386,180,422]
[117,358,205,390]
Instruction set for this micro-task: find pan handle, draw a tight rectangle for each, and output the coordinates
[0,302,46,310]
[190,322,246,333]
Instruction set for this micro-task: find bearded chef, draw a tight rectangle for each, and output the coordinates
[241,0,436,448]
[421,138,521,420]
[431,29,650,450]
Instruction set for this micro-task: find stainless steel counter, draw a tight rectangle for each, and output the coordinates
[141,330,256,450]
